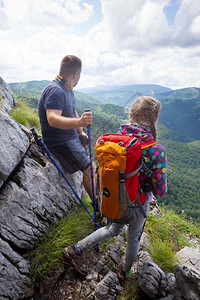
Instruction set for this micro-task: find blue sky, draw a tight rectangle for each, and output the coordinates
[0,0,200,89]
[164,0,182,25]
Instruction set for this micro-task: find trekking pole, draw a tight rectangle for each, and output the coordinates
[30,128,100,229]
[84,109,98,230]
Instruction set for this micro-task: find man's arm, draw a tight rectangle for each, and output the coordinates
[46,109,92,129]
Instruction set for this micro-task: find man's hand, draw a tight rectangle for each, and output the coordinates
[79,132,88,146]
[79,111,93,127]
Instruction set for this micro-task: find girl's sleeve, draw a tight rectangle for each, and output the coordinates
[151,145,167,200]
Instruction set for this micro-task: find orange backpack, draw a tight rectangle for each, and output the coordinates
[95,134,156,220]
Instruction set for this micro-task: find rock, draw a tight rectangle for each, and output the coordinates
[176,246,200,271]
[86,271,99,281]
[95,271,122,299]
[107,240,122,264]
[165,273,182,299]
[139,231,150,250]
[175,265,200,300]
[0,77,17,112]
[0,108,30,188]
[137,251,167,298]
[0,141,85,299]
[172,246,200,299]
[0,238,33,299]
[0,142,84,250]
[158,296,174,300]
[95,259,106,273]
[149,197,163,217]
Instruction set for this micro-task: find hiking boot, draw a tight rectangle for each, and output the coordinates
[117,256,133,282]
[62,245,87,277]
[118,266,133,282]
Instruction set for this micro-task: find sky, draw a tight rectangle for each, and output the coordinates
[0,0,200,90]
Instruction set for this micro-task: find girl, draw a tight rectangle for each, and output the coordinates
[63,96,167,281]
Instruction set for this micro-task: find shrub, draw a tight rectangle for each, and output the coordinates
[10,99,40,131]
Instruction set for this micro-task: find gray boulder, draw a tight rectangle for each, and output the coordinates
[174,247,200,300]
[165,273,182,299]
[0,238,33,300]
[0,77,17,112]
[0,140,85,299]
[0,108,30,188]
[137,251,167,299]
[95,270,122,300]
[0,143,84,250]
[176,246,200,271]
[175,265,200,300]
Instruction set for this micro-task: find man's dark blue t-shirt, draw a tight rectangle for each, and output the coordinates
[38,80,78,145]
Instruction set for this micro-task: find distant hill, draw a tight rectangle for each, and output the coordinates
[79,84,171,106]
[156,87,200,142]
[156,87,200,102]
[9,81,200,142]
[80,85,200,143]
[9,80,51,108]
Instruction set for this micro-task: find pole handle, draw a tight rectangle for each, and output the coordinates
[84,109,91,128]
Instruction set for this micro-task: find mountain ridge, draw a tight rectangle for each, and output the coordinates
[9,81,200,142]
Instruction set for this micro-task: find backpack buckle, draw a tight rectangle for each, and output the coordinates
[99,139,105,144]
[118,141,124,146]
[119,171,125,183]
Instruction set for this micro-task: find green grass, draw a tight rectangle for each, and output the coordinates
[163,209,200,237]
[117,274,138,300]
[117,274,151,300]
[148,240,179,271]
[10,99,41,132]
[145,208,200,272]
[29,196,95,286]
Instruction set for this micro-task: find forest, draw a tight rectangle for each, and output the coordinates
[9,81,200,222]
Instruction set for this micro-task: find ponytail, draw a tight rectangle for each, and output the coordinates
[129,96,161,141]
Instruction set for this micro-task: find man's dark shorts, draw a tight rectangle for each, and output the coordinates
[46,138,90,174]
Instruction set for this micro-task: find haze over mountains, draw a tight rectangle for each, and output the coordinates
[79,84,172,106]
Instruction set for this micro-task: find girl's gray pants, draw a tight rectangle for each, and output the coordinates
[78,201,150,272]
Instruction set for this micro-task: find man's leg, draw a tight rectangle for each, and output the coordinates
[45,140,96,202]
[83,163,96,201]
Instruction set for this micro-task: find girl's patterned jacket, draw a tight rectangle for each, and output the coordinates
[118,124,167,200]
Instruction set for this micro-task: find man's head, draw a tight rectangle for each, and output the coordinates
[59,55,82,87]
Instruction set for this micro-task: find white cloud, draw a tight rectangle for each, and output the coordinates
[0,0,200,89]
[173,0,200,46]
[100,0,170,50]
[1,0,93,30]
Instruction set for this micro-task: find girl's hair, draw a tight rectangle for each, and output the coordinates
[129,96,161,140]
[59,55,82,78]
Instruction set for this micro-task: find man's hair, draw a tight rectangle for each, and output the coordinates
[129,96,161,141]
[59,55,82,78]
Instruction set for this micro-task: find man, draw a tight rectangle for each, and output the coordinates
[38,55,95,201]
